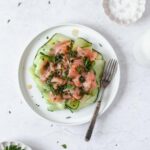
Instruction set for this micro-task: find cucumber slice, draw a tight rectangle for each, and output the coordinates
[33,53,50,77]
[30,66,50,92]
[43,92,65,111]
[65,100,80,110]
[93,49,103,60]
[34,33,72,64]
[73,37,92,50]
[94,59,105,81]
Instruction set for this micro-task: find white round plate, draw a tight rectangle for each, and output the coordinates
[0,141,32,150]
[18,24,120,125]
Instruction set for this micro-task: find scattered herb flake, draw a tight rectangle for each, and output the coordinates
[61,144,67,149]
[66,116,71,119]
[8,110,11,114]
[99,43,103,47]
[115,144,118,146]
[17,2,22,7]
[48,1,51,4]
[46,36,49,39]
[35,104,40,107]
[7,19,11,23]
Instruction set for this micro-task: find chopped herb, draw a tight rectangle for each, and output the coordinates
[49,55,55,62]
[76,66,83,73]
[49,84,55,93]
[54,70,61,76]
[55,85,66,94]
[79,87,86,95]
[46,74,54,84]
[48,1,51,4]
[7,19,11,23]
[17,2,22,7]
[35,104,40,107]
[54,54,63,63]
[46,36,49,39]
[66,84,74,89]
[62,70,68,79]
[69,50,77,57]
[61,144,67,149]
[79,76,85,83]
[8,110,11,114]
[42,96,44,98]
[67,77,72,81]
[99,43,103,47]
[4,144,25,150]
[40,52,55,62]
[84,57,92,71]
[66,116,72,119]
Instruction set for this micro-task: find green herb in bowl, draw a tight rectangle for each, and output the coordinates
[4,145,25,150]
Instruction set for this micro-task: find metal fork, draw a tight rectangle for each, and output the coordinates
[85,59,118,141]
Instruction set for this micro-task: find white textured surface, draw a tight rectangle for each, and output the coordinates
[0,0,150,150]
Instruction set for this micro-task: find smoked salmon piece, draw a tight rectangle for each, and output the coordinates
[68,59,83,78]
[72,75,82,87]
[83,71,97,91]
[49,92,62,102]
[40,61,51,81]
[51,77,65,85]
[54,41,71,54]
[72,88,82,100]
[77,47,97,61]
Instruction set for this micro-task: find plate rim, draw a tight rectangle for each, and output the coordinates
[18,23,121,126]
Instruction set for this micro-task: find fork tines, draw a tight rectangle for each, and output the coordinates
[102,59,118,86]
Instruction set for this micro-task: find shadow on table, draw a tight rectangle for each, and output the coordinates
[82,23,128,128]
[140,0,150,21]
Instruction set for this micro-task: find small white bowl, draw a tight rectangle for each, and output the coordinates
[0,141,32,150]
[103,0,146,25]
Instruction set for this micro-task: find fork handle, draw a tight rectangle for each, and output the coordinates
[85,88,104,141]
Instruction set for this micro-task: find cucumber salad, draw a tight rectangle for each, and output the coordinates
[30,33,105,111]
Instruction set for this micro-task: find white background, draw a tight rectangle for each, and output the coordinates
[0,0,150,150]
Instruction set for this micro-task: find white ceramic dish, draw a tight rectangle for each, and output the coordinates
[18,24,120,125]
[103,0,146,25]
[0,141,32,150]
